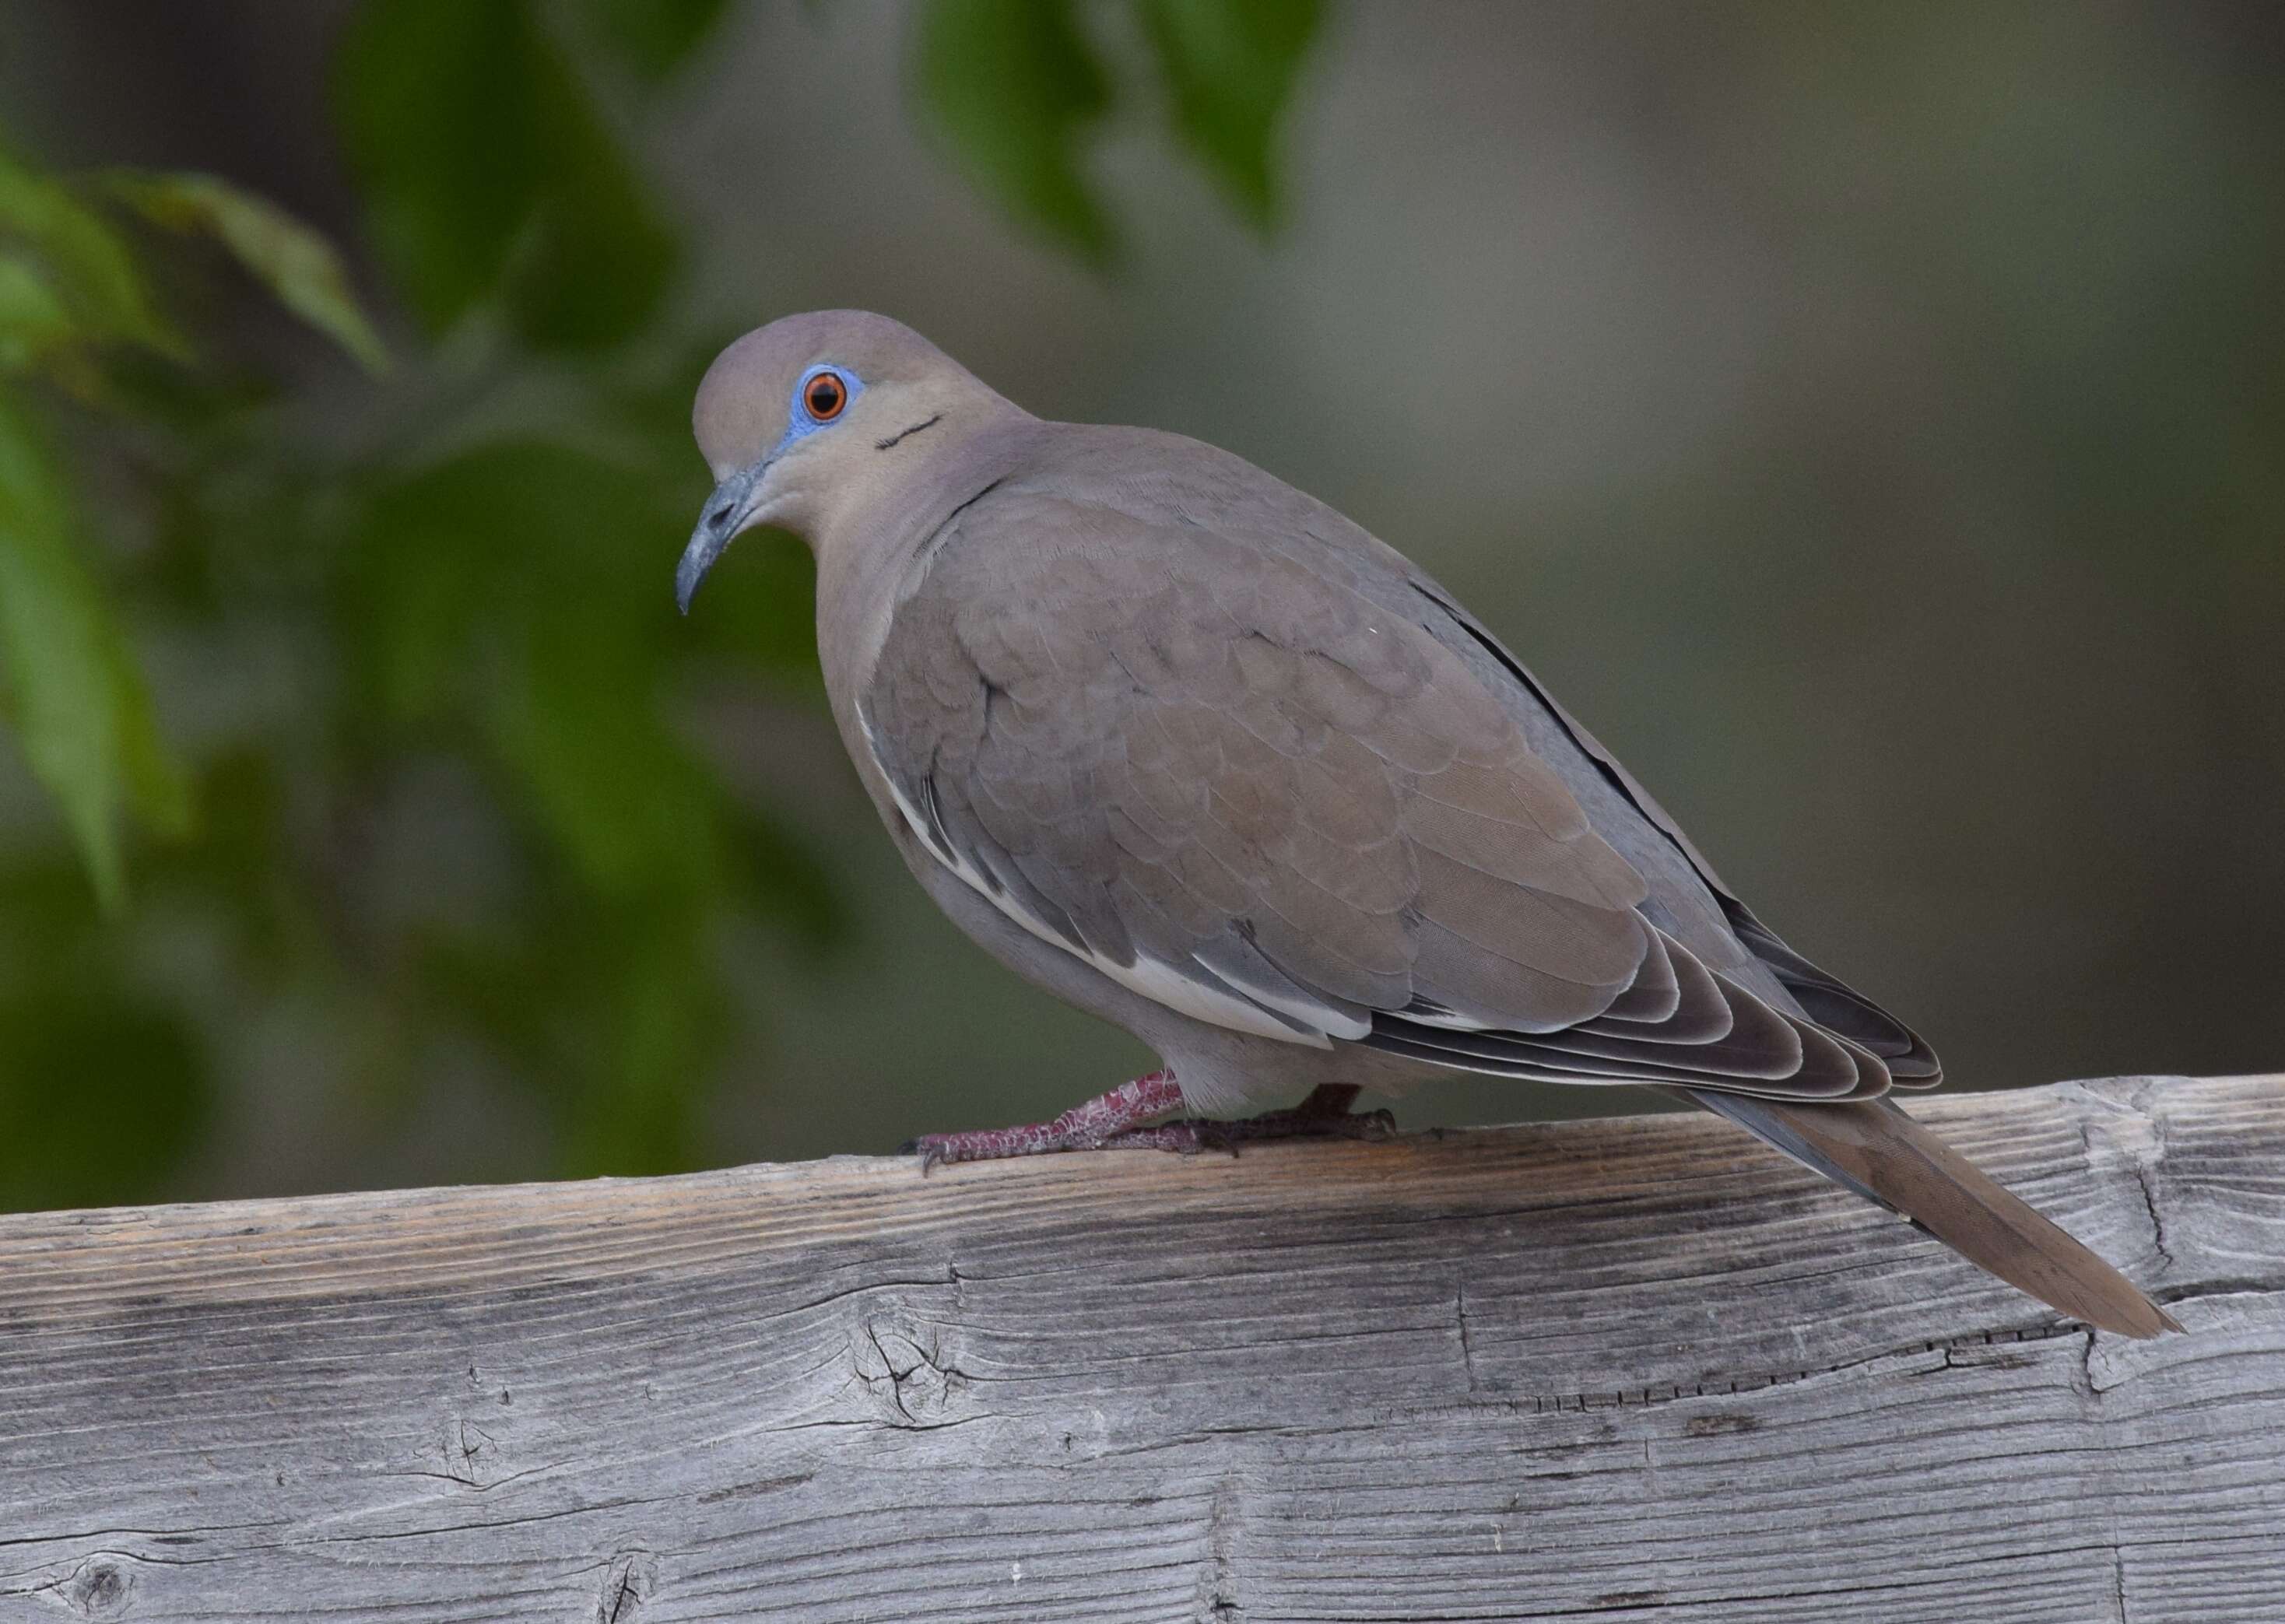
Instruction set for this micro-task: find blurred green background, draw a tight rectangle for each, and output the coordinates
[1,2,2278,1212]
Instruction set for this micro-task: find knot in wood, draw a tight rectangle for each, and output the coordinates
[595,1550,656,1623]
[853,1309,967,1427]
[59,1555,134,1618]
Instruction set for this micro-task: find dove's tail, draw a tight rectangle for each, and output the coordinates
[1680,1089,2180,1338]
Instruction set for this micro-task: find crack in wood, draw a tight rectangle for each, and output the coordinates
[1201,1473,1243,1622]
[1454,1277,1479,1393]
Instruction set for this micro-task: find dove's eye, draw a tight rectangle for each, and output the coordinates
[803,370,849,423]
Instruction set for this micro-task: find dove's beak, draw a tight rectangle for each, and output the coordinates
[677,461,770,615]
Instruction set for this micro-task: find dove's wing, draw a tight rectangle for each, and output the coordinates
[859,474,1889,1102]
[1408,579,1943,1087]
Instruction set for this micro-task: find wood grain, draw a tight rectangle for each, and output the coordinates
[0,1075,2276,1623]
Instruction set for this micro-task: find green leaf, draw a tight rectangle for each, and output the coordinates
[0,387,189,908]
[1136,0,1321,230]
[0,142,183,361]
[334,0,676,349]
[581,0,731,82]
[507,34,680,350]
[0,253,75,375]
[106,170,391,374]
[913,0,1116,265]
[333,0,546,334]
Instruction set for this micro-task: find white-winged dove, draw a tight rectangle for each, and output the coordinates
[678,310,2175,1338]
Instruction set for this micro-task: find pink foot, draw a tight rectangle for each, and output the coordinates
[905,1071,1186,1169]
[905,1079,1396,1170]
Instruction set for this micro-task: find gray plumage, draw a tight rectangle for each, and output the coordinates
[679,310,2174,1338]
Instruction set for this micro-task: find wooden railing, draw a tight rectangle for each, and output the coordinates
[2,1075,2278,1622]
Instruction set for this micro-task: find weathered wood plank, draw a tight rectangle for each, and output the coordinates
[0,1075,2277,1622]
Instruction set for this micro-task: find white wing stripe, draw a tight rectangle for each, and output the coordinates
[866,721,1338,1047]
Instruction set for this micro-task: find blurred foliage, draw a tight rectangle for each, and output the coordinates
[914,0,1322,260]
[335,0,677,348]
[0,0,1318,1210]
[916,0,1119,264]
[1138,0,1322,228]
[106,171,392,374]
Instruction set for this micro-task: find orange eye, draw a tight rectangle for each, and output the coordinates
[804,371,848,421]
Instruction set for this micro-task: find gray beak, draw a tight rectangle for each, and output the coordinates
[676,463,766,615]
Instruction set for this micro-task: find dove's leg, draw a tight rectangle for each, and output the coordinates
[906,1072,1187,1167]
[906,1077,1394,1168]
[1102,1084,1396,1152]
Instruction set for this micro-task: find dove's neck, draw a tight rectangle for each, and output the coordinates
[809,405,1041,729]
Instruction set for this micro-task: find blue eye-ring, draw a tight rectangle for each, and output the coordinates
[791,365,862,437]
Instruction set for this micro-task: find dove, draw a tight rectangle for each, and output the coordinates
[676,310,2176,1338]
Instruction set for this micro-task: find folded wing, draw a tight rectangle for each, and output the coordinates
[861,482,1894,1103]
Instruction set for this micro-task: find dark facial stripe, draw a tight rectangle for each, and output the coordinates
[875,413,943,451]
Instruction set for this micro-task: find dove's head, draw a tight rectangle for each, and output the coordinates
[677,310,1012,612]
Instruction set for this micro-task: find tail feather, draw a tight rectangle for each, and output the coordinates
[1681,1088,2180,1338]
